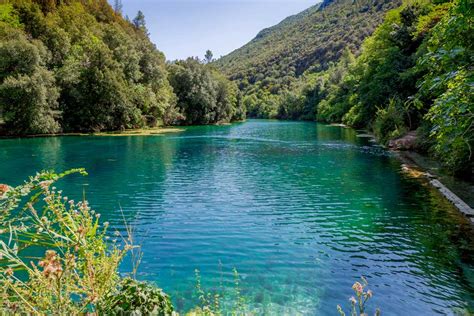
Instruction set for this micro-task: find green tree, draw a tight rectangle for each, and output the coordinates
[113,0,123,15]
[133,10,147,34]
[58,37,140,132]
[168,58,240,125]
[417,0,473,174]
[0,37,60,135]
[204,49,213,63]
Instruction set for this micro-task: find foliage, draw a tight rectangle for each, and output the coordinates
[416,0,473,174]
[337,277,380,316]
[168,58,244,125]
[0,0,242,134]
[280,47,356,121]
[0,169,180,315]
[0,34,60,135]
[99,277,174,316]
[0,0,178,134]
[247,0,471,175]
[216,0,401,117]
[0,169,131,314]
[326,0,471,174]
[373,98,407,144]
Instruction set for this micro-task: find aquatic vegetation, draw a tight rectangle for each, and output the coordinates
[189,268,250,316]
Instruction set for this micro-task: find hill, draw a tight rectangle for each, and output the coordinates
[215,0,402,98]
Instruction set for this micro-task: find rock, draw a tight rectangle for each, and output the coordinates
[388,131,418,150]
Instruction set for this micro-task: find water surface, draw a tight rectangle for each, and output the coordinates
[1,120,473,315]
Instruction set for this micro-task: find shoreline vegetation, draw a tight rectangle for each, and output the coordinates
[0,126,184,139]
[217,0,473,179]
[0,0,471,177]
[0,0,245,138]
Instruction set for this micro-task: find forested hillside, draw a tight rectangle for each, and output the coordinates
[315,0,473,175]
[219,0,472,176]
[0,0,242,135]
[215,0,402,117]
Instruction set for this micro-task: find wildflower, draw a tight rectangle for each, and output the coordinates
[0,184,10,199]
[38,180,53,190]
[0,184,9,194]
[349,296,357,305]
[77,226,86,237]
[103,222,109,227]
[352,281,363,294]
[4,267,13,276]
[39,250,63,279]
[366,290,373,298]
[89,293,99,304]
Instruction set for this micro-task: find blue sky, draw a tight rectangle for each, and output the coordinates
[116,0,318,61]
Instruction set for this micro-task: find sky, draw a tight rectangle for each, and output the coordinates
[116,0,318,61]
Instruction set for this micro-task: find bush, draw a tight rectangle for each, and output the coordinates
[0,169,173,315]
[99,278,174,315]
[373,98,407,144]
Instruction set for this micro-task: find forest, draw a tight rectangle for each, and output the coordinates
[218,0,473,176]
[215,0,402,118]
[0,0,242,135]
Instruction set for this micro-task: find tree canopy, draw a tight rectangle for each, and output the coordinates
[0,0,241,135]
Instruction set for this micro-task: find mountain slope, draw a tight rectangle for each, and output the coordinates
[216,0,402,95]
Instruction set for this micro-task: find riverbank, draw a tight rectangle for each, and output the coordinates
[351,128,474,221]
[0,126,184,139]
[397,151,474,221]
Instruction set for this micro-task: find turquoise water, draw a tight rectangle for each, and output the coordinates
[1,120,474,315]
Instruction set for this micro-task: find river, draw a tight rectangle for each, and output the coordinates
[0,120,473,315]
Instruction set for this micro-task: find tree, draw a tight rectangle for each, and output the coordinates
[168,58,239,125]
[133,10,148,34]
[113,0,123,15]
[0,38,60,135]
[204,50,213,63]
[417,0,473,174]
[57,38,140,132]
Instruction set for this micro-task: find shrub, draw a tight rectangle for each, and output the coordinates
[0,169,170,315]
[99,277,174,315]
[373,98,407,144]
